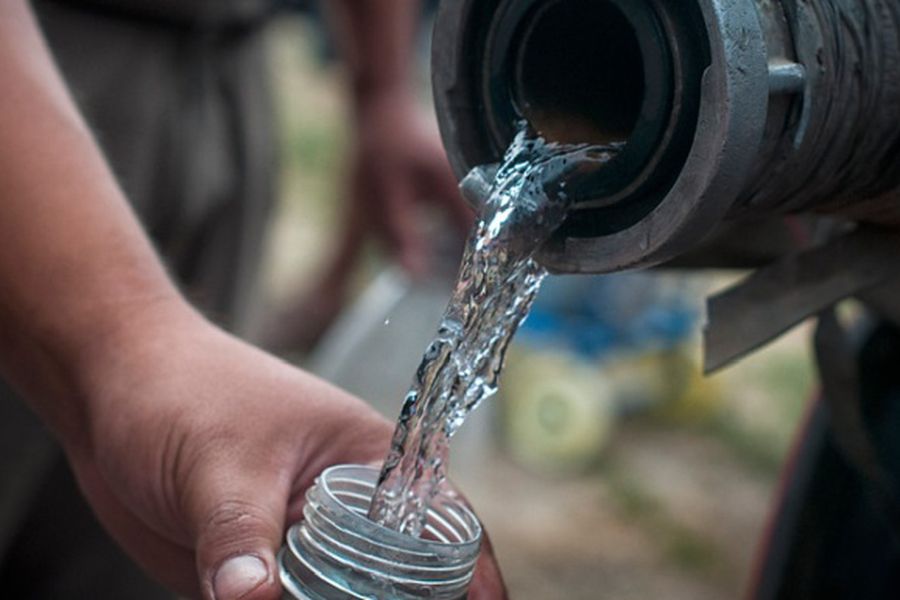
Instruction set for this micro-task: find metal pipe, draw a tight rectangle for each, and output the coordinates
[432,0,900,273]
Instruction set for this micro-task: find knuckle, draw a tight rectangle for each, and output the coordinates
[202,499,277,538]
[193,497,281,558]
[194,499,280,576]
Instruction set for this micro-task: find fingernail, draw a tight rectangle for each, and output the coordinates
[213,555,269,600]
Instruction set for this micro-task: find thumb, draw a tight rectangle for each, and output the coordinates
[190,476,287,600]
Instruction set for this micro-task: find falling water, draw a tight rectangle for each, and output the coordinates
[368,127,620,536]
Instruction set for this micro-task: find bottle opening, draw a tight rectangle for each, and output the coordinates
[514,0,646,145]
[279,465,482,599]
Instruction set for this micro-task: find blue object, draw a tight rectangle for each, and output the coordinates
[519,273,701,360]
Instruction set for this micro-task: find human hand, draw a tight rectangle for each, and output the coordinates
[349,88,474,276]
[60,303,506,599]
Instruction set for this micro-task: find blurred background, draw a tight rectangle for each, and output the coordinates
[255,9,815,600]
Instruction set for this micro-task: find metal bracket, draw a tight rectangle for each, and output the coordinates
[704,228,900,373]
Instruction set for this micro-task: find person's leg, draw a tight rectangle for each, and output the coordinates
[173,27,277,336]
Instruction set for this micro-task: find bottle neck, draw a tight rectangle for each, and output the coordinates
[279,464,482,600]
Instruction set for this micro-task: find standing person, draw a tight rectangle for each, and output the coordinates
[0,1,503,599]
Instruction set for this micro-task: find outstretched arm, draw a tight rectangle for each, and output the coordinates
[0,4,393,599]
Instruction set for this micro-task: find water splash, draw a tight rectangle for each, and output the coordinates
[368,128,620,536]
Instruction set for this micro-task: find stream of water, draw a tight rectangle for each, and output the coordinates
[368,128,619,536]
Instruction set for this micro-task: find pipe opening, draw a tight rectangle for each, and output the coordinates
[473,0,707,236]
[514,0,646,145]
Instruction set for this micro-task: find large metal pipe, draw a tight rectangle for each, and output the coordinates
[432,0,900,273]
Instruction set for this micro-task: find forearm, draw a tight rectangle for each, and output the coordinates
[0,2,187,452]
[324,0,420,106]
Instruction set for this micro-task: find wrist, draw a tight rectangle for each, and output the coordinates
[82,293,208,442]
[30,288,203,459]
